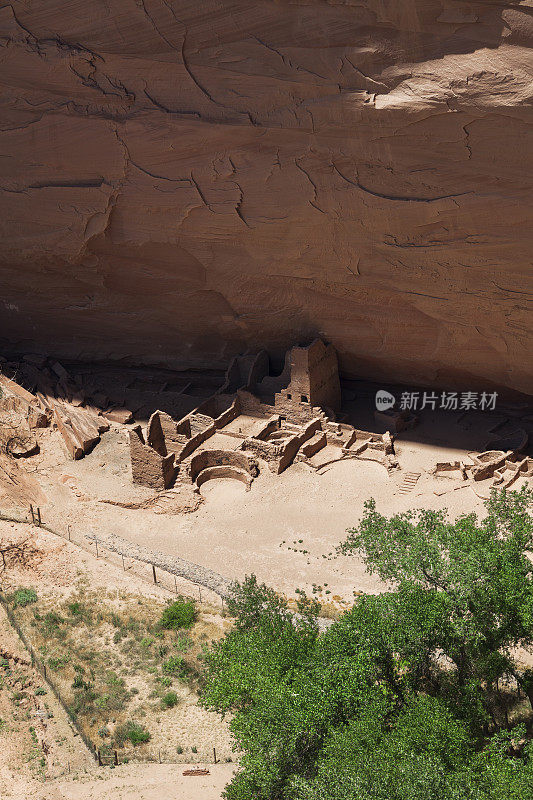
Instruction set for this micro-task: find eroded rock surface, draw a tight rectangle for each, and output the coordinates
[0,1,531,392]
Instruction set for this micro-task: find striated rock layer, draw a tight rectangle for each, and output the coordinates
[0,1,532,393]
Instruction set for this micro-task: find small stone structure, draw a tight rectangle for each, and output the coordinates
[184,449,259,490]
[431,437,531,497]
[470,450,511,482]
[493,456,533,489]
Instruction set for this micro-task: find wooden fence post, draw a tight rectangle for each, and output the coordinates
[152,565,157,584]
[30,504,35,524]
[174,576,177,594]
[114,750,118,765]
[68,525,71,541]
[97,749,102,766]
[213,746,217,764]
[37,507,42,526]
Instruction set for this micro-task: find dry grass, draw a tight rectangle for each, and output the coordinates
[6,578,233,761]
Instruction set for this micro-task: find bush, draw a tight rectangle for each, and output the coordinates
[114,720,151,747]
[158,599,196,631]
[161,690,179,709]
[11,588,37,608]
[48,654,70,670]
[162,655,186,677]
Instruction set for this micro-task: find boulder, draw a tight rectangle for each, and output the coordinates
[103,407,133,424]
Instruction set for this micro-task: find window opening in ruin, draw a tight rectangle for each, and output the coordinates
[287,393,292,399]
[301,395,308,403]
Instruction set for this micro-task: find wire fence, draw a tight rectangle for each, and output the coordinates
[0,506,233,767]
[0,507,228,611]
[0,591,99,762]
[1,595,228,767]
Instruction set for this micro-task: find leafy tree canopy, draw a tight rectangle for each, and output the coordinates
[201,489,533,800]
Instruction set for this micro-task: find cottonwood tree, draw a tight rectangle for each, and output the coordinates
[200,489,533,800]
[340,488,533,722]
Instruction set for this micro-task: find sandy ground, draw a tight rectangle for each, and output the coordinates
[54,762,235,800]
[0,521,236,800]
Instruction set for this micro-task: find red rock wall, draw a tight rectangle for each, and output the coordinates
[1,1,532,393]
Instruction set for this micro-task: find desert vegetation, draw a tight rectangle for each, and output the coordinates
[201,488,533,799]
[4,583,226,760]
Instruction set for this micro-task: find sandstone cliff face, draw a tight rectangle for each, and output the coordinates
[0,1,532,393]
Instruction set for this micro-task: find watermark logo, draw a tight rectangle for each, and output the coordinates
[375,390,395,411]
[375,390,498,412]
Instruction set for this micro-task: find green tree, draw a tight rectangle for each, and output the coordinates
[340,487,533,722]
[201,489,533,800]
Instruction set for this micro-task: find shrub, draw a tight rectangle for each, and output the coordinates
[161,691,178,709]
[48,654,70,670]
[70,683,96,715]
[11,588,37,608]
[176,745,183,754]
[158,599,196,631]
[162,655,186,678]
[114,720,151,747]
[174,634,193,653]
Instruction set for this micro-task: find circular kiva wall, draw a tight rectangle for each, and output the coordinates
[187,449,259,489]
[196,465,253,490]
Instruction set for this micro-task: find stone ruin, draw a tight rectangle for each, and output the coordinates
[3,341,530,501]
[432,425,531,497]
[127,339,396,491]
